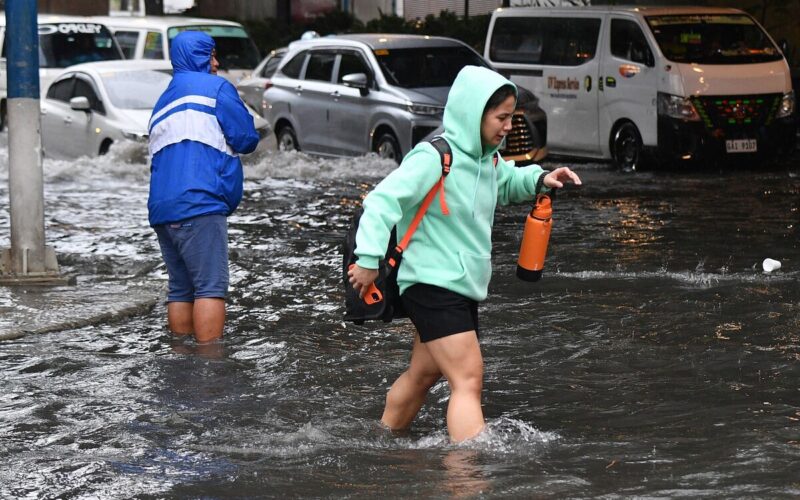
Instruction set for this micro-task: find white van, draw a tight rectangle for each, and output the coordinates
[92,16,261,84]
[0,14,123,130]
[485,6,796,168]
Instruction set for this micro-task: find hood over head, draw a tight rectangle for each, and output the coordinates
[170,31,215,74]
[442,66,517,158]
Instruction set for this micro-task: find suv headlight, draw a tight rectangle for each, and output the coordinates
[775,90,795,119]
[407,103,444,116]
[657,92,700,121]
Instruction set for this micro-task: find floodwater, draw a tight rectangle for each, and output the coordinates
[1,141,799,498]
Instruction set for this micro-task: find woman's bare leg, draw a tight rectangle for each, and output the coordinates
[381,334,442,430]
[424,331,484,442]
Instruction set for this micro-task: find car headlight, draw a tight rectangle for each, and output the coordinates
[407,103,444,116]
[775,90,795,119]
[657,92,700,121]
[121,130,148,142]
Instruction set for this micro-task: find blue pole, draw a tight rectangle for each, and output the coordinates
[1,0,60,280]
[5,0,40,99]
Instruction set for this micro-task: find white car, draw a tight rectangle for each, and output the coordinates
[236,47,287,116]
[40,59,270,159]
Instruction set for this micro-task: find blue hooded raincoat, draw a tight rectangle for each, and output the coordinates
[147,31,258,226]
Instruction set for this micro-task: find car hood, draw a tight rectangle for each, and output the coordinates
[398,86,450,105]
[119,109,153,134]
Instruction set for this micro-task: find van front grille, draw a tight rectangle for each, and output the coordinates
[691,94,781,130]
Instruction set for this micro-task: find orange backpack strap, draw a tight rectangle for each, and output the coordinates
[387,137,453,267]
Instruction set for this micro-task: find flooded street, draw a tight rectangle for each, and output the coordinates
[1,141,799,498]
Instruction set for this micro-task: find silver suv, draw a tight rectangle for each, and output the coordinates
[263,34,547,164]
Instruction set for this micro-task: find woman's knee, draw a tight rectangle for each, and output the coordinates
[407,369,441,390]
[448,365,483,394]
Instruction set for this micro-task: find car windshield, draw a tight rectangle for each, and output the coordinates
[101,69,171,109]
[36,23,122,68]
[167,25,261,69]
[645,14,783,64]
[375,46,489,88]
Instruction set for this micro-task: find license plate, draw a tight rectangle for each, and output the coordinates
[725,139,757,153]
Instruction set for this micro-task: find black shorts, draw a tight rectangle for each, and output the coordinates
[401,283,479,343]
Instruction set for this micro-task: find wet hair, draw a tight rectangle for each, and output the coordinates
[483,84,516,115]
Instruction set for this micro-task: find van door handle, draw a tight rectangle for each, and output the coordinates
[295,85,303,95]
[64,116,72,124]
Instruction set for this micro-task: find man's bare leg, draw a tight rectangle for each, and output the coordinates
[193,298,225,343]
[167,302,194,335]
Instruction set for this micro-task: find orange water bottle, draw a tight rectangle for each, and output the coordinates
[517,194,552,282]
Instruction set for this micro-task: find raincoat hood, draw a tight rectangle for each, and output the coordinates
[170,31,215,74]
[442,66,517,159]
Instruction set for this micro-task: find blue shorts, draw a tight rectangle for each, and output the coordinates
[154,214,229,302]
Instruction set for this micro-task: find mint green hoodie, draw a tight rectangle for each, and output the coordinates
[355,66,548,301]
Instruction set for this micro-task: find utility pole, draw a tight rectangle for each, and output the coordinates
[0,0,63,285]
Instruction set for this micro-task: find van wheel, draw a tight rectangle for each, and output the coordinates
[277,125,299,152]
[375,132,401,163]
[99,139,113,156]
[611,122,642,172]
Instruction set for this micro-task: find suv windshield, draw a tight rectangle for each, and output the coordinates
[167,25,260,70]
[646,14,782,65]
[35,23,122,68]
[101,69,171,109]
[375,46,488,88]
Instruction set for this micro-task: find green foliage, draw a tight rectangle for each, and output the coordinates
[241,9,492,56]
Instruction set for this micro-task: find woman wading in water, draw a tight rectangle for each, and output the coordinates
[348,66,581,442]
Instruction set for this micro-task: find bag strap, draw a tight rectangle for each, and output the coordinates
[387,137,452,268]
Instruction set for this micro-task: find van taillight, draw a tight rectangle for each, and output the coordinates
[264,80,273,90]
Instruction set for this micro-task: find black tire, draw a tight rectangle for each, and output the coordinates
[276,124,299,152]
[374,132,401,163]
[611,122,643,172]
[99,139,113,156]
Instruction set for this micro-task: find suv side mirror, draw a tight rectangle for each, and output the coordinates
[342,72,369,95]
[69,96,91,111]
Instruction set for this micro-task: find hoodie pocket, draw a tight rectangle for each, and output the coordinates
[457,251,492,296]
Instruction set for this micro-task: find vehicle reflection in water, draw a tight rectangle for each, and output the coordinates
[0,141,798,497]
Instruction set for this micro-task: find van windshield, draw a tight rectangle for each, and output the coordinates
[101,69,172,109]
[36,23,122,68]
[375,46,488,88]
[645,14,783,65]
[167,25,260,70]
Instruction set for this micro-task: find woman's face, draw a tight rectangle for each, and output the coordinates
[480,95,516,147]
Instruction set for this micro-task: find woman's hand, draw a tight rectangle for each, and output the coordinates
[348,264,379,299]
[543,167,582,189]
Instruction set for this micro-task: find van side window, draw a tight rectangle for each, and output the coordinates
[143,31,164,59]
[47,77,75,103]
[115,31,139,59]
[336,52,371,84]
[280,51,307,78]
[490,17,601,66]
[304,51,336,82]
[611,19,653,66]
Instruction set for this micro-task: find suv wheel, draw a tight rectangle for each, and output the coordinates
[375,133,400,163]
[611,122,642,172]
[277,125,299,152]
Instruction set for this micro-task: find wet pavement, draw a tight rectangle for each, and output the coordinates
[1,139,799,498]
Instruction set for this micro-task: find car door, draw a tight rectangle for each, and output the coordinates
[294,49,337,155]
[41,75,79,158]
[599,17,658,151]
[329,49,375,156]
[69,74,108,157]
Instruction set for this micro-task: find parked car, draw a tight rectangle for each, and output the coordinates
[236,47,288,116]
[0,14,124,130]
[40,60,269,159]
[263,34,547,164]
[94,15,261,85]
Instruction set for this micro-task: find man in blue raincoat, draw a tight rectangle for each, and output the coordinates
[148,31,258,343]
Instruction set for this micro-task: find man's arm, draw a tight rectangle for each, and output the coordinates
[216,82,259,154]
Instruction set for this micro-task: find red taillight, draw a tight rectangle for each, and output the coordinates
[264,80,273,90]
